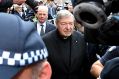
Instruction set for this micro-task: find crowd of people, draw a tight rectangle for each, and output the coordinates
[0,0,119,79]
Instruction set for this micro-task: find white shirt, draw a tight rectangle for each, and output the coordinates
[37,22,46,35]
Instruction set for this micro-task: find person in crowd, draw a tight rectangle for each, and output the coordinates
[74,20,109,79]
[35,0,44,5]
[9,3,36,21]
[67,3,73,13]
[90,46,117,79]
[100,57,119,79]
[11,4,26,20]
[42,10,89,79]
[35,5,56,36]
[46,0,57,19]
[0,0,38,12]
[0,12,52,79]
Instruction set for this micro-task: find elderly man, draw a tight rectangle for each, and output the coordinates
[42,10,89,79]
[35,5,56,36]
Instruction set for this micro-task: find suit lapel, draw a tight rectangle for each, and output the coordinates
[70,32,75,67]
[34,22,37,29]
[45,22,48,33]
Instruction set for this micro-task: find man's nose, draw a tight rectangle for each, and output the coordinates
[66,24,71,29]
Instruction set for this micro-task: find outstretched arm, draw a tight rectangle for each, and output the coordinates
[90,60,104,78]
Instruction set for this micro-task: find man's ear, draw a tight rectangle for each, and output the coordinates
[38,61,52,79]
[35,14,38,19]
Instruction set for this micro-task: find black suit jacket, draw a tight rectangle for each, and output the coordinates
[42,29,89,79]
[45,22,56,33]
[35,21,56,34]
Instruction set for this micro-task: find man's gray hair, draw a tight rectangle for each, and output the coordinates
[55,10,75,23]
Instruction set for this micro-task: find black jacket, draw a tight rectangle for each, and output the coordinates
[43,29,89,79]
[35,21,56,34]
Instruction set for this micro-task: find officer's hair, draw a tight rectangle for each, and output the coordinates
[31,60,46,79]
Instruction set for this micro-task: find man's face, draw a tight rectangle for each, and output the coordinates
[36,9,48,24]
[56,16,74,38]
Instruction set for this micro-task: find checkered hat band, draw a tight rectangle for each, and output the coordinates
[0,48,48,66]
